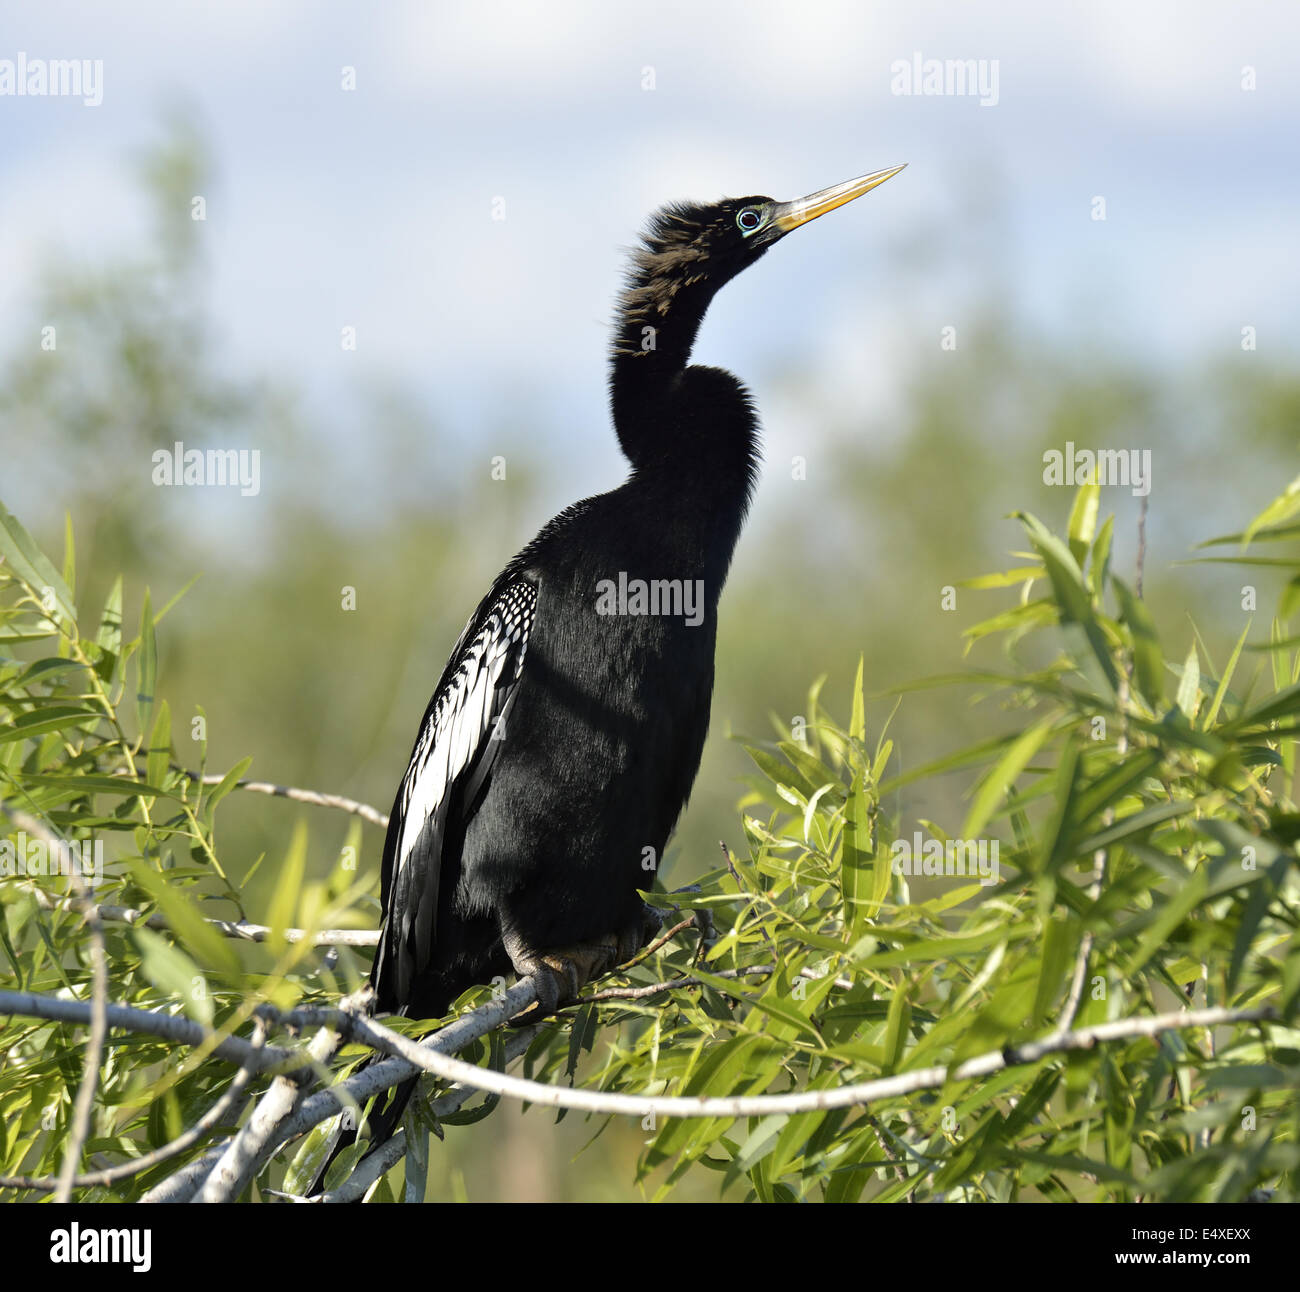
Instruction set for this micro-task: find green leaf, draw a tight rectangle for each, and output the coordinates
[125,857,240,978]
[61,513,76,609]
[1228,854,1288,994]
[1067,481,1101,565]
[1175,642,1201,720]
[848,655,866,745]
[1280,576,1300,623]
[135,589,157,736]
[1088,514,1114,599]
[21,772,177,798]
[133,926,212,1025]
[404,1114,429,1203]
[96,577,123,655]
[882,984,911,1073]
[1244,472,1300,546]
[1113,576,1163,707]
[1016,511,1118,693]
[962,717,1054,839]
[0,501,77,631]
[1203,618,1251,729]
[266,819,308,953]
[146,700,172,796]
[1032,915,1075,1026]
[1122,870,1208,977]
[202,755,253,822]
[0,707,98,743]
[1230,680,1300,730]
[743,745,818,801]
[840,767,876,935]
[957,566,1043,590]
[285,1115,344,1198]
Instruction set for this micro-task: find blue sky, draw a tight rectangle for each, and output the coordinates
[2,1,1297,512]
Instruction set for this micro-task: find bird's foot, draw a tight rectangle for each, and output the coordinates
[504,907,663,1022]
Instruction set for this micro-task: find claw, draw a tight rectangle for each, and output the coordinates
[503,909,662,1023]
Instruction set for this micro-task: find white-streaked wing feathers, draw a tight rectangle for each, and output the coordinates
[394,579,537,876]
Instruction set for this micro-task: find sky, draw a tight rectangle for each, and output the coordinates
[1,1,1297,510]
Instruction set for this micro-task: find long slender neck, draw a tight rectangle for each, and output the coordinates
[607,231,759,502]
[609,269,713,440]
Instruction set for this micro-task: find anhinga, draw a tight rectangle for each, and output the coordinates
[316,164,905,1190]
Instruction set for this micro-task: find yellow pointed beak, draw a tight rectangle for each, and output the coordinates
[771,164,907,233]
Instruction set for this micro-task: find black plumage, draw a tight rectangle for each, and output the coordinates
[316,165,905,1192]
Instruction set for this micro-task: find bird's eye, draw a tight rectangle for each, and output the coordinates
[736,208,764,235]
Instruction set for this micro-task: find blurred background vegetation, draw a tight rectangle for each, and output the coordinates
[3,124,1295,1200]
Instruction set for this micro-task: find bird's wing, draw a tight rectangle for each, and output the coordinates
[373,577,538,1009]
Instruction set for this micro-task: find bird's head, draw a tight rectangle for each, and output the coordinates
[616,165,907,364]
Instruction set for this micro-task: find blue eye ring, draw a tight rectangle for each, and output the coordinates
[736,207,763,234]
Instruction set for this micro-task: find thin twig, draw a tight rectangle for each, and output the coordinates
[577,963,853,1004]
[620,915,697,969]
[1135,493,1149,600]
[186,771,388,829]
[23,885,380,946]
[864,1112,912,1198]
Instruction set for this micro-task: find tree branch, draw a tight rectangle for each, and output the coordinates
[185,770,388,829]
[274,1000,1278,1122]
[309,1026,540,1204]
[0,989,301,1072]
[172,981,540,1202]
[194,1017,345,1203]
[3,977,1279,1197]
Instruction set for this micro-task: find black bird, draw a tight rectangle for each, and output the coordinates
[316,164,905,1191]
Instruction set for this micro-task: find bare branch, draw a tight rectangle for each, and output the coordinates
[5,972,1278,1197]
[0,989,301,1072]
[284,1001,1278,1122]
[194,1019,345,1204]
[186,771,388,829]
[312,1027,540,1203]
[578,964,773,1003]
[139,1146,227,1205]
[214,982,541,1188]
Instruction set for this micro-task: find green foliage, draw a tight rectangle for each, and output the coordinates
[0,505,375,1198]
[2,479,1299,1201]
